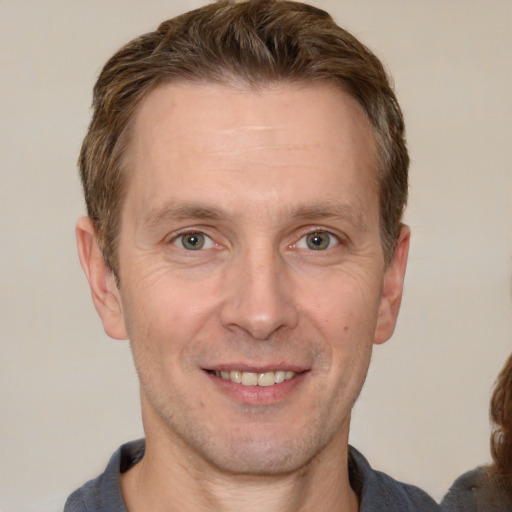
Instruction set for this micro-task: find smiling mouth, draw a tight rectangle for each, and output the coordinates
[208,370,297,387]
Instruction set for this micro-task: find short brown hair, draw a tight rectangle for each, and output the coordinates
[490,353,512,480]
[79,0,408,275]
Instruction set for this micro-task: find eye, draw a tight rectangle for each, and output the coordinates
[173,232,215,250]
[296,231,339,251]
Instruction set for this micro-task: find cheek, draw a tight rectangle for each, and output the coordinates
[121,274,220,356]
[300,275,381,368]
[301,273,381,330]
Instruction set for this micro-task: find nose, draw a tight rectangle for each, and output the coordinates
[219,246,299,340]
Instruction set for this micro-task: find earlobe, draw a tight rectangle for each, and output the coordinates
[76,217,128,340]
[374,225,410,345]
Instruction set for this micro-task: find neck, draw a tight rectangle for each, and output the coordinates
[121,430,358,512]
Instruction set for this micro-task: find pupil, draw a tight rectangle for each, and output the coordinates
[184,233,204,249]
[307,232,328,250]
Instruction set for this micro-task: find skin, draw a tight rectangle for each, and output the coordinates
[77,81,410,511]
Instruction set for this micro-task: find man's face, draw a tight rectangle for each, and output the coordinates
[87,81,408,475]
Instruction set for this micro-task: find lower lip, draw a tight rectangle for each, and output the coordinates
[204,371,308,405]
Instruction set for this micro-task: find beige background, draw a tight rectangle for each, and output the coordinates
[1,1,511,510]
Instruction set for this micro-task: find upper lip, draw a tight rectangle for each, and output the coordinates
[204,364,308,373]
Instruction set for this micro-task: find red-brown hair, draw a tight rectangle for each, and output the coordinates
[490,353,512,479]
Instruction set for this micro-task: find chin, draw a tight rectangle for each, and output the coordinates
[194,426,333,477]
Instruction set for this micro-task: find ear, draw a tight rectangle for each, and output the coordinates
[374,225,410,345]
[76,217,128,340]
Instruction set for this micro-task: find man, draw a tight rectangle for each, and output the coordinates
[66,1,439,510]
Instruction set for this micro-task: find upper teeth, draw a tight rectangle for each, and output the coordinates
[215,370,296,387]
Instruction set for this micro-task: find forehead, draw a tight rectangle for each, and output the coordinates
[129,80,375,155]
[123,80,378,221]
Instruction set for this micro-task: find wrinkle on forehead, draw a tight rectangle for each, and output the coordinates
[201,125,333,160]
[220,125,281,133]
[207,144,312,156]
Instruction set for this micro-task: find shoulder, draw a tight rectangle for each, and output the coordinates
[441,466,512,512]
[63,439,145,512]
[440,467,486,512]
[349,446,439,512]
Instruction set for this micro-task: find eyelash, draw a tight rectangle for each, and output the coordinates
[168,228,343,252]
[171,231,216,251]
[294,230,341,251]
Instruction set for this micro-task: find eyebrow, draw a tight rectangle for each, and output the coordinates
[141,202,226,231]
[140,199,369,232]
[291,202,370,231]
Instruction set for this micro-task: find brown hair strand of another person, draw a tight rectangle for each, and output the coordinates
[489,352,512,493]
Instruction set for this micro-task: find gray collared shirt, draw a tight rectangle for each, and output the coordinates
[64,439,439,511]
